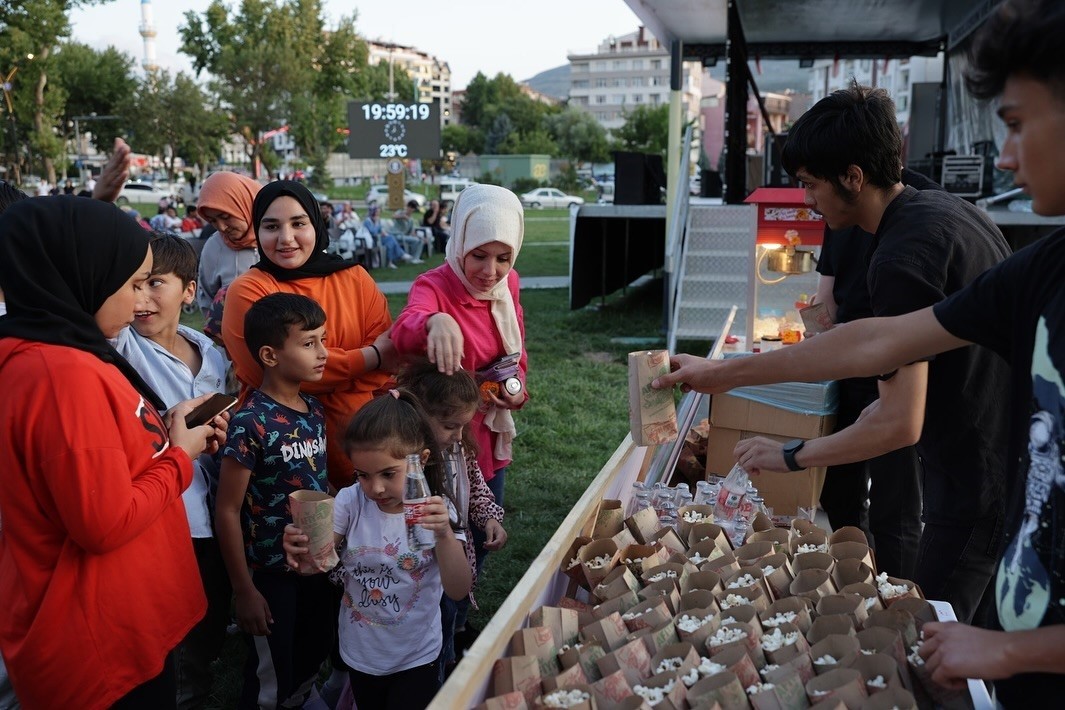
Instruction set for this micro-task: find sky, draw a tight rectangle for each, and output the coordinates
[68,0,646,90]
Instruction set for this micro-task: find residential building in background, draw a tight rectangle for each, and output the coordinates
[808,55,944,129]
[365,41,454,126]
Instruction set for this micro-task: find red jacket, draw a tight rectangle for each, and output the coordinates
[0,340,205,709]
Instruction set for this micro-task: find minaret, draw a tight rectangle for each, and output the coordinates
[138,0,158,73]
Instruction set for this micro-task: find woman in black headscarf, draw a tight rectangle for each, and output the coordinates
[221,180,396,490]
[0,196,226,709]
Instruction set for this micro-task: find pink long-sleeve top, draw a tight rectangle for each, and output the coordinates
[391,264,528,481]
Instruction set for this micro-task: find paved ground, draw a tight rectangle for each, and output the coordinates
[376,275,568,295]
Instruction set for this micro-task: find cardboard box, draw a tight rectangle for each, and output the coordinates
[707,393,836,515]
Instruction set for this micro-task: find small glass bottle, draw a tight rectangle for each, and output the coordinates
[694,480,714,505]
[627,489,653,516]
[672,482,691,506]
[403,453,436,551]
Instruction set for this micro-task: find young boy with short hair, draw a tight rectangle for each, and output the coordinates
[215,293,335,709]
[111,232,231,710]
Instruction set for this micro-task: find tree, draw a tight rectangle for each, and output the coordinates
[53,42,136,154]
[441,123,483,156]
[483,113,513,155]
[612,104,670,157]
[504,127,556,156]
[549,108,610,167]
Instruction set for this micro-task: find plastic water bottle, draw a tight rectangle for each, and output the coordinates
[713,463,750,526]
[403,453,436,551]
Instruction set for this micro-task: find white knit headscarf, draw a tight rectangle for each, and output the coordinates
[445,184,524,460]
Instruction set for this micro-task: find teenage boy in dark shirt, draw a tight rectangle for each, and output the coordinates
[654,0,1065,700]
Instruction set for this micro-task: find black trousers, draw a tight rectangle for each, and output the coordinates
[111,654,176,710]
[174,537,232,710]
[915,512,1005,626]
[819,377,923,579]
[348,660,441,710]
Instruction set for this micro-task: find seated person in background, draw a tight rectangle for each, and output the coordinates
[366,204,418,269]
[181,205,205,237]
[336,201,360,231]
[390,199,427,262]
[320,201,340,243]
[423,199,451,253]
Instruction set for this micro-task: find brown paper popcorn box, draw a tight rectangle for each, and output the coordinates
[287,491,339,574]
[790,531,829,557]
[907,652,973,710]
[828,526,868,546]
[621,597,675,633]
[638,578,682,616]
[595,565,644,603]
[558,642,599,672]
[534,683,597,710]
[789,569,838,605]
[581,611,630,653]
[719,604,762,640]
[862,608,918,649]
[675,605,720,648]
[618,543,661,578]
[709,622,767,670]
[640,619,681,657]
[665,552,702,573]
[682,568,724,596]
[759,553,796,600]
[807,615,857,645]
[761,597,815,636]
[876,577,921,608]
[678,589,719,615]
[611,526,639,552]
[832,559,874,590]
[649,526,688,556]
[829,542,876,576]
[711,642,763,689]
[749,667,809,710]
[590,669,635,706]
[567,644,608,683]
[611,696,649,710]
[625,507,662,545]
[687,540,724,569]
[857,686,917,710]
[751,511,775,534]
[808,698,847,710]
[724,565,775,604]
[702,549,742,579]
[540,663,590,693]
[493,655,544,706]
[628,350,679,446]
[887,598,936,632]
[596,637,654,689]
[717,583,771,614]
[764,649,816,685]
[633,671,688,710]
[854,628,911,691]
[808,635,861,675]
[593,499,626,540]
[734,540,776,567]
[650,641,702,678]
[580,539,621,588]
[474,690,530,710]
[531,606,582,648]
[791,551,836,577]
[592,590,642,621]
[689,522,734,554]
[678,504,715,540]
[512,627,563,678]
[749,527,791,552]
[760,621,810,666]
[805,668,868,708]
[642,562,689,590]
[839,583,882,614]
[562,536,595,590]
[816,593,869,629]
[849,653,904,696]
[689,669,751,709]
[790,518,820,539]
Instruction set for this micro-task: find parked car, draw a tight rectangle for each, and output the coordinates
[365,184,426,209]
[520,187,585,209]
[438,178,476,206]
[116,181,175,206]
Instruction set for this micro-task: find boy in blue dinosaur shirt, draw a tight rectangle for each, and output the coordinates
[216,293,335,709]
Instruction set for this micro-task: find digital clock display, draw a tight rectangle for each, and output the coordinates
[347,101,441,160]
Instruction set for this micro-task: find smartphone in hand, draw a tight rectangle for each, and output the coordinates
[184,393,238,428]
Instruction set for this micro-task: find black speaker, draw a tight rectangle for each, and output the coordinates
[764,132,792,187]
[613,151,666,205]
[701,169,723,198]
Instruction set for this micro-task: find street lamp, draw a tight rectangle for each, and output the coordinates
[1,53,35,186]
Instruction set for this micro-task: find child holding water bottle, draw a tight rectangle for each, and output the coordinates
[284,390,471,709]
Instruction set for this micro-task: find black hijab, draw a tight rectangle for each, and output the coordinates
[0,196,165,410]
[250,180,357,282]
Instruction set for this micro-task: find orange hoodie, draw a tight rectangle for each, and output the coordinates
[0,340,205,709]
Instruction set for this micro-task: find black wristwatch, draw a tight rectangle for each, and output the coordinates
[782,439,806,471]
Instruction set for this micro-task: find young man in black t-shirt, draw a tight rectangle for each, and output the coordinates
[655,0,1065,700]
[732,81,1012,625]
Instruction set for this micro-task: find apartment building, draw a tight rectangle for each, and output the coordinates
[807,54,944,127]
[366,41,454,126]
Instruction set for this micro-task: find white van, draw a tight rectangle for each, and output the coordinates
[438,178,476,206]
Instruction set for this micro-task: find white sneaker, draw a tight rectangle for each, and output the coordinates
[388,262,398,269]
[410,258,424,264]
[400,253,413,262]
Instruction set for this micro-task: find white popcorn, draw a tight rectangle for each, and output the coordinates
[542,688,592,708]
[761,611,797,628]
[718,615,736,625]
[866,597,878,610]
[648,570,678,583]
[875,572,912,599]
[688,551,708,564]
[695,656,728,677]
[676,613,713,633]
[867,675,887,689]
[719,593,752,609]
[795,543,828,554]
[761,663,779,678]
[567,557,581,569]
[759,627,801,652]
[746,682,775,695]
[681,667,701,687]
[683,510,707,523]
[762,564,777,576]
[708,626,749,647]
[633,679,675,706]
[813,654,838,665]
[811,689,830,697]
[655,657,684,674]
[623,556,645,565]
[727,573,757,589]
[861,648,877,655]
[557,643,584,656]
[908,643,925,666]
[585,554,613,570]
